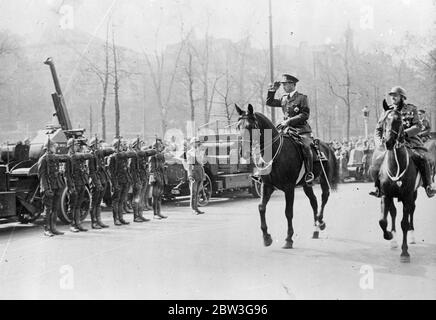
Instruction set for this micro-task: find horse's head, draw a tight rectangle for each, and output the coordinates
[235,104,259,160]
[383,109,404,150]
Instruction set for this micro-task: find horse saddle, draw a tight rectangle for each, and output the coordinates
[280,129,328,163]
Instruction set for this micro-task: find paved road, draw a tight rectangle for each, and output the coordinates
[0,183,435,299]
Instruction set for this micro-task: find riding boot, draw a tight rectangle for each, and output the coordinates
[91,207,102,229]
[369,167,381,198]
[301,144,314,186]
[96,207,109,228]
[412,153,436,198]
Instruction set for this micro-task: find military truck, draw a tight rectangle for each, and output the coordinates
[0,58,90,224]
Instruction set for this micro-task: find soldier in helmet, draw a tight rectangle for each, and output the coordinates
[418,109,432,143]
[65,138,93,232]
[107,138,135,225]
[266,74,315,186]
[186,137,206,215]
[88,136,114,229]
[37,139,67,237]
[149,139,167,219]
[370,86,436,198]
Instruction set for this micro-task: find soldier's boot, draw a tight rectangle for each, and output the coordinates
[118,207,130,225]
[369,168,382,198]
[154,199,167,219]
[75,209,88,232]
[113,203,122,226]
[91,207,102,229]
[96,207,109,228]
[412,153,436,198]
[44,210,54,237]
[138,204,150,222]
[124,200,133,213]
[301,144,314,186]
[51,209,64,236]
[133,205,144,223]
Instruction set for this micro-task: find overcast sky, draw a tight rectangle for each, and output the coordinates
[0,0,435,52]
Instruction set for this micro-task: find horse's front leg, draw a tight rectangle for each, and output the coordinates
[409,191,417,244]
[318,175,331,232]
[303,185,319,239]
[401,198,415,263]
[283,185,296,249]
[388,200,398,249]
[379,196,394,241]
[259,183,274,247]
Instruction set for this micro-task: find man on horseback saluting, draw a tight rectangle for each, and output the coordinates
[370,86,436,198]
[266,74,315,186]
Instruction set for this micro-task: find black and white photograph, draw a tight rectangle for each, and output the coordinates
[0,0,435,302]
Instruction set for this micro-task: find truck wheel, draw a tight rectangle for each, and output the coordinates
[58,186,91,224]
[250,179,262,198]
[198,173,212,207]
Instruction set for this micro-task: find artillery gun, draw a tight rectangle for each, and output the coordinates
[0,58,91,224]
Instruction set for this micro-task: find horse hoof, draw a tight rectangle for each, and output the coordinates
[263,235,273,247]
[319,222,326,231]
[282,241,293,249]
[410,239,416,245]
[400,254,411,263]
[383,231,393,241]
[312,231,319,239]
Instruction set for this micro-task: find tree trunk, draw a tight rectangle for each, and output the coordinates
[101,23,109,141]
[112,27,120,138]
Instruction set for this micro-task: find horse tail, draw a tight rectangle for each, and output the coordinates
[328,146,339,191]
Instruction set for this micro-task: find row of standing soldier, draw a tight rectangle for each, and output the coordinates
[37,136,166,237]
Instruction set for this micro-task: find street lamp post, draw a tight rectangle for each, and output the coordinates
[362,106,370,139]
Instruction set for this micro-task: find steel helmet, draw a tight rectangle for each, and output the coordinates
[112,138,122,149]
[389,86,407,100]
[66,138,76,148]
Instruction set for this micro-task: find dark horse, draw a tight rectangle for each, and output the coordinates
[235,104,339,248]
[378,107,421,263]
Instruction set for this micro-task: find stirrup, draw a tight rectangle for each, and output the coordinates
[305,172,314,184]
[425,186,435,198]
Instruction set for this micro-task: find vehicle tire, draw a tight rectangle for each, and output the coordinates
[198,173,212,207]
[250,178,262,198]
[58,186,91,224]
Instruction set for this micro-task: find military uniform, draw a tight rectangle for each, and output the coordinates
[65,151,92,232]
[88,147,113,228]
[186,139,206,214]
[128,150,145,222]
[38,149,67,236]
[108,151,135,225]
[137,149,157,218]
[418,118,432,143]
[149,148,167,219]
[266,74,314,184]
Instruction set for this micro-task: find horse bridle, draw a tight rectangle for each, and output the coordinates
[238,114,284,170]
[383,110,409,182]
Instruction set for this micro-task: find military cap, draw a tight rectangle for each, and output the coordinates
[281,74,299,84]
[389,86,407,100]
[190,137,201,145]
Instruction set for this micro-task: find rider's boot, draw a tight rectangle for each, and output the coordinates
[412,152,436,198]
[302,144,314,187]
